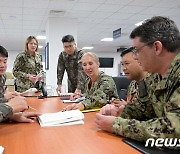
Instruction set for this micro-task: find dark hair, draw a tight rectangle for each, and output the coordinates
[120,47,134,57]
[62,35,75,43]
[0,45,8,57]
[130,16,180,52]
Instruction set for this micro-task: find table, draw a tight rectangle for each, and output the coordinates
[0,97,140,154]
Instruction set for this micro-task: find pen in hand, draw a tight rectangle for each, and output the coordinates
[27,106,38,111]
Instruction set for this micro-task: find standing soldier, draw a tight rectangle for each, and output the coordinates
[56,35,86,95]
[13,36,44,92]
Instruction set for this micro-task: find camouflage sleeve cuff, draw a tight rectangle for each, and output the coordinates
[112,117,124,136]
[0,97,9,103]
[0,103,13,121]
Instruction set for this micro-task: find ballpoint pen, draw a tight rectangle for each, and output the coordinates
[28,106,38,111]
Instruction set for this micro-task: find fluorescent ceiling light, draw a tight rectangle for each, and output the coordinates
[101,38,113,42]
[135,20,145,26]
[37,36,46,39]
[82,46,94,50]
[39,45,43,48]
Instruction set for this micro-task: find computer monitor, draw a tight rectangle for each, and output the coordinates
[99,57,114,68]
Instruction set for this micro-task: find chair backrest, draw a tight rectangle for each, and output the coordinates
[112,76,131,100]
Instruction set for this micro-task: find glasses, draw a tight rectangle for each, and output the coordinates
[132,41,155,56]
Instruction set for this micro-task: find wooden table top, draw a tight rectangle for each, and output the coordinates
[0,97,140,154]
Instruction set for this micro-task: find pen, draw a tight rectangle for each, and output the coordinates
[28,106,38,111]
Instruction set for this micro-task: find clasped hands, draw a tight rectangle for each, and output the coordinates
[29,73,43,83]
[94,98,127,133]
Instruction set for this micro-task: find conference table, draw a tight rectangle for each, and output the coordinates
[0,97,140,154]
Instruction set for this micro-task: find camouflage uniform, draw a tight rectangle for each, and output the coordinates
[0,75,8,103]
[13,51,44,92]
[121,73,160,121]
[57,48,87,93]
[113,53,180,144]
[81,72,119,109]
[0,103,13,122]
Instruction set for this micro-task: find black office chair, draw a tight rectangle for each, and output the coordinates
[112,76,131,100]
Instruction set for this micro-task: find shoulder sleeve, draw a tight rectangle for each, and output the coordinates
[113,85,180,142]
[57,52,65,85]
[12,52,29,79]
[82,75,119,109]
[0,103,13,122]
[76,50,87,90]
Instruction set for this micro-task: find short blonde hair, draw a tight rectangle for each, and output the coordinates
[81,52,99,64]
[24,36,39,52]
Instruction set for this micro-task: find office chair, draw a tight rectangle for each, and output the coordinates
[112,76,131,100]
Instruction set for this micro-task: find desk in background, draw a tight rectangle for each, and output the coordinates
[0,97,140,154]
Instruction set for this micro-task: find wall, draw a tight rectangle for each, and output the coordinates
[45,17,77,91]
[96,52,122,77]
[6,50,19,72]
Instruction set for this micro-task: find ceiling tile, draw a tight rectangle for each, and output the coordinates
[0,0,22,7]
[105,0,133,5]
[88,12,113,19]
[72,3,100,11]
[117,5,148,14]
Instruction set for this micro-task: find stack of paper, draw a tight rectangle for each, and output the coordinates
[38,110,84,127]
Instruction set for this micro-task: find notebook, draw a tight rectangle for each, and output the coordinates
[38,109,84,127]
[122,138,179,154]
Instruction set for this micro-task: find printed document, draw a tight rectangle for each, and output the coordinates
[38,110,84,127]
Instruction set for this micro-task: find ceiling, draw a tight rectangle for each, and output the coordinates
[0,0,180,53]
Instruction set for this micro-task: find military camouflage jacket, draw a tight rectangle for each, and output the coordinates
[13,51,44,92]
[57,48,87,92]
[0,75,8,103]
[113,53,180,144]
[0,103,13,122]
[121,73,160,121]
[81,72,119,109]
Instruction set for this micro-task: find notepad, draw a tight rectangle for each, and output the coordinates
[38,110,84,127]
[63,97,85,103]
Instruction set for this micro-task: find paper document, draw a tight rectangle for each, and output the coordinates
[38,110,84,127]
[0,146,4,154]
[58,92,73,97]
[63,97,85,103]
[21,88,37,96]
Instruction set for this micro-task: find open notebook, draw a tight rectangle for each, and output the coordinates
[38,110,84,127]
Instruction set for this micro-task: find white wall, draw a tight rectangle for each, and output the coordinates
[46,17,77,91]
[7,50,19,72]
[96,52,122,77]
